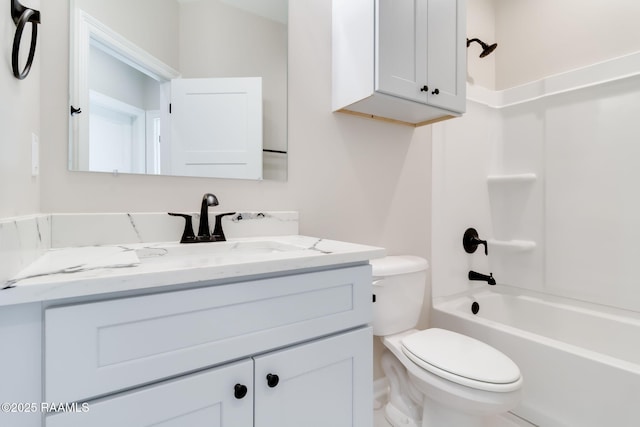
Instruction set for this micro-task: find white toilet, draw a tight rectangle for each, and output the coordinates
[371,256,522,427]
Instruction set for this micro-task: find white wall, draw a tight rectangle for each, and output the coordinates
[90,47,160,110]
[495,0,640,90]
[0,0,41,218]
[466,0,496,89]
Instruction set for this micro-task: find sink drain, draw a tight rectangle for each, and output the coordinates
[471,301,480,315]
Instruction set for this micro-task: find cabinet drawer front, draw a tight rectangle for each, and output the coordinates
[46,359,253,427]
[45,265,371,402]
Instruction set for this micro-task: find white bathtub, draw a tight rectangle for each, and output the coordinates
[432,287,640,427]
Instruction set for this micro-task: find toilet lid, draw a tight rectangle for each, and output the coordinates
[370,256,429,277]
[401,328,521,391]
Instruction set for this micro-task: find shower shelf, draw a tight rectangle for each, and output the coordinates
[487,239,536,252]
[487,173,537,184]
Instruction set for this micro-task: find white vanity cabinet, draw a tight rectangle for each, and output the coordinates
[333,0,466,126]
[43,265,373,427]
[46,328,372,427]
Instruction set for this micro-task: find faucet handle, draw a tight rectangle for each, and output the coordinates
[212,212,236,242]
[168,213,196,243]
[463,228,488,256]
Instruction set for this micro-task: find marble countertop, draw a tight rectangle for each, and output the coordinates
[0,235,385,307]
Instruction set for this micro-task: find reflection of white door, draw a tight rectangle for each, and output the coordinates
[89,91,146,174]
[169,78,263,180]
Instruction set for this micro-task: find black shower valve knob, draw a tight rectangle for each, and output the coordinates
[463,227,488,256]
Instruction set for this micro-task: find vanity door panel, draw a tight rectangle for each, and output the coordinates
[45,265,371,403]
[46,359,253,427]
[254,327,373,427]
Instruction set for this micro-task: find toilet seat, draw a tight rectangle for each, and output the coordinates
[401,328,522,393]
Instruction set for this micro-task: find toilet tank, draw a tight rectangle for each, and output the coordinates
[370,256,429,336]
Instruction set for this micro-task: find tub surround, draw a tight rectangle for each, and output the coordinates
[431,52,640,426]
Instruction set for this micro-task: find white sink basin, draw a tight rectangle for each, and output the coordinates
[132,239,319,267]
[136,239,308,260]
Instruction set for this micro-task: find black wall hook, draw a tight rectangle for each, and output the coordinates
[10,0,41,80]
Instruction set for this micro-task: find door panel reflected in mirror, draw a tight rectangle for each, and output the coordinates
[69,0,288,181]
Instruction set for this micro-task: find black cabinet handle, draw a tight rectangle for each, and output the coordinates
[266,373,280,388]
[234,383,248,399]
[420,85,429,92]
[432,88,440,95]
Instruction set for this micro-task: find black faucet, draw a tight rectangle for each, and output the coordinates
[468,270,496,286]
[198,193,219,238]
[168,193,235,243]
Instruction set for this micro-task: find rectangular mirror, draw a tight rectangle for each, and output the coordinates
[68,0,288,181]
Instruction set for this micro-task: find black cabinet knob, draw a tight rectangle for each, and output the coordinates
[266,373,280,388]
[420,85,429,92]
[234,383,248,399]
[432,88,440,95]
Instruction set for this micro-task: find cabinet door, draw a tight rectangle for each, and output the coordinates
[376,0,465,113]
[254,327,372,427]
[46,359,253,427]
[426,0,466,112]
[376,0,428,103]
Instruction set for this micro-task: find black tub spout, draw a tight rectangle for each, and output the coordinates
[468,270,496,286]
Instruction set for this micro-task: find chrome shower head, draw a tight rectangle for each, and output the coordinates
[466,38,498,58]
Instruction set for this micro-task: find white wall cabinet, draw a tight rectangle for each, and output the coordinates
[333,0,466,127]
[40,265,372,427]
